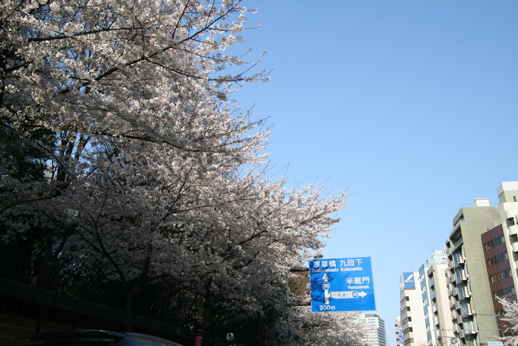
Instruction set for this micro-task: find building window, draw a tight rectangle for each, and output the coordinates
[484,235,505,250]
[490,269,512,283]
[493,286,516,299]
[487,251,509,267]
[484,239,495,250]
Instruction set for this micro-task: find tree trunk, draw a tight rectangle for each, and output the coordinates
[123,254,151,331]
[202,279,214,345]
[125,293,133,332]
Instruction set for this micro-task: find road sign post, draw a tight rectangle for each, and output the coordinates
[309,257,376,312]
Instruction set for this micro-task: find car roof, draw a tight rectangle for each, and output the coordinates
[120,332,184,346]
[29,330,125,340]
[27,330,183,346]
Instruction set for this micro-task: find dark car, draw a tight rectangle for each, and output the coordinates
[18,330,184,346]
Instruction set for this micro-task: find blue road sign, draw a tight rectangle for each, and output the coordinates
[309,257,376,312]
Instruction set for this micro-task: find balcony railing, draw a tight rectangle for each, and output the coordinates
[506,207,517,221]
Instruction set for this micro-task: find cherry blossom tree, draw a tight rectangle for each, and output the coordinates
[1,0,268,325]
[178,172,347,339]
[1,0,358,344]
[498,297,518,346]
[274,307,366,346]
[1,0,268,212]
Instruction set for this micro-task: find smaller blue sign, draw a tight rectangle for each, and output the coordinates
[403,272,415,289]
[309,257,376,312]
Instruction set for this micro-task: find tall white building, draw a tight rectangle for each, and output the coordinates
[419,250,454,346]
[496,182,518,297]
[356,313,387,346]
[399,272,427,346]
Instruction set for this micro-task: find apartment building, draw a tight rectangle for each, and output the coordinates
[399,272,427,346]
[396,183,518,346]
[419,250,454,346]
[444,198,502,346]
[481,224,513,336]
[495,182,518,296]
[356,313,387,346]
[480,182,518,334]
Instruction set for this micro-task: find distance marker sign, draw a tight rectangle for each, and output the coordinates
[309,257,376,312]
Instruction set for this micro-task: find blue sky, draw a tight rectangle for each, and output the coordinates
[232,0,518,338]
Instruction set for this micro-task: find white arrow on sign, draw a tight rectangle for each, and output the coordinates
[322,274,331,304]
[330,291,368,299]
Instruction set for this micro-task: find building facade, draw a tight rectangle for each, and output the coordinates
[399,272,428,346]
[396,183,518,346]
[495,182,518,300]
[444,198,502,346]
[479,182,518,335]
[419,250,454,346]
[356,313,387,346]
[481,224,514,336]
